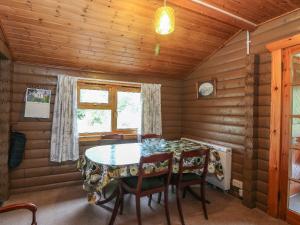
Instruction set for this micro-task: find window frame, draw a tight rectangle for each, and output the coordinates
[77,81,141,141]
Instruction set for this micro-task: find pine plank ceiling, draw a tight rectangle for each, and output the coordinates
[0,0,299,78]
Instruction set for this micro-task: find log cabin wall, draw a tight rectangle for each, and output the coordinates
[9,62,182,194]
[182,9,300,211]
[250,9,300,212]
[0,60,12,200]
[182,31,249,200]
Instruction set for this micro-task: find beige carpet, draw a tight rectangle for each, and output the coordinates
[0,185,287,225]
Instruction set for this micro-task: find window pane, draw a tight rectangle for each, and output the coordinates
[291,150,300,180]
[80,89,109,104]
[77,109,111,133]
[292,118,300,145]
[117,91,141,130]
[288,180,300,214]
[292,86,300,115]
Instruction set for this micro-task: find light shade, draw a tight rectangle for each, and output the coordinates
[155,6,175,35]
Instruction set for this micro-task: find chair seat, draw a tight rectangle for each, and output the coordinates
[172,173,202,183]
[122,176,164,191]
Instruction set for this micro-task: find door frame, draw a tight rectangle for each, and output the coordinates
[267,33,300,224]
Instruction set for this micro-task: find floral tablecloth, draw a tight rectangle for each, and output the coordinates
[77,139,224,200]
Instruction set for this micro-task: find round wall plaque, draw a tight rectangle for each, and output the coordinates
[199,82,214,96]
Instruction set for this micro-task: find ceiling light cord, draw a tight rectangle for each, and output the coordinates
[164,0,167,7]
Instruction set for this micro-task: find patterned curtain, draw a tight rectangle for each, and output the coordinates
[141,83,162,135]
[50,75,79,162]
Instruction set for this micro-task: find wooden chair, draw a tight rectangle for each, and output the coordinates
[141,134,162,140]
[0,203,37,225]
[119,152,173,225]
[172,148,210,225]
[141,134,165,205]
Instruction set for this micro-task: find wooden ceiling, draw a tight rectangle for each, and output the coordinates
[0,0,299,78]
[203,0,300,24]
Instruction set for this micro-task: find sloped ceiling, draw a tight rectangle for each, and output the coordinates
[204,0,300,24]
[0,0,299,78]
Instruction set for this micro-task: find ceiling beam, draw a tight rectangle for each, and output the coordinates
[168,0,257,31]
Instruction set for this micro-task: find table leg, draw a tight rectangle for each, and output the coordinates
[95,180,122,225]
[96,189,118,206]
[108,185,121,225]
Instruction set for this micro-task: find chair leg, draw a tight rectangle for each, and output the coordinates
[176,186,185,225]
[200,183,208,220]
[182,187,187,199]
[136,196,142,225]
[164,188,171,225]
[32,212,37,225]
[119,192,124,215]
[148,194,152,207]
[157,192,162,204]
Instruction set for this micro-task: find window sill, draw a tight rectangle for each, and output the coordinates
[79,134,138,142]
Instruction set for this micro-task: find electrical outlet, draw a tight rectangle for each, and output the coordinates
[232,179,243,189]
[239,189,243,197]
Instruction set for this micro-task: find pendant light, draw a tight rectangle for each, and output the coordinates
[154,0,175,35]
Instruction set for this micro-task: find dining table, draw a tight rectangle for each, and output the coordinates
[77,138,224,224]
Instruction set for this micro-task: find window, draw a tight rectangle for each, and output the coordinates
[77,81,141,138]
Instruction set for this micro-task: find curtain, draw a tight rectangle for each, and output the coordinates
[141,83,162,135]
[50,75,79,162]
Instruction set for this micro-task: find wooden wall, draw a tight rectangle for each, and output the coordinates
[182,9,300,211]
[182,31,248,187]
[0,60,11,200]
[6,8,300,211]
[250,9,300,211]
[9,63,182,194]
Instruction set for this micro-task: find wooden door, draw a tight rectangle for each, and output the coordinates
[280,45,300,225]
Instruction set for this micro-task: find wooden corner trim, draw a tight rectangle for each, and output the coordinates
[267,49,282,217]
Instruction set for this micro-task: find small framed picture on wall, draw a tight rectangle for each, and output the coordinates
[196,79,216,98]
[24,88,51,118]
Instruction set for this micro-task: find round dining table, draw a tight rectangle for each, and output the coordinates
[77,138,223,225]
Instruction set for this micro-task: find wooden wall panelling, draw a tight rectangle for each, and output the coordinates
[242,54,259,208]
[168,0,257,31]
[203,0,300,24]
[0,25,11,60]
[250,10,300,211]
[9,62,183,194]
[0,0,240,78]
[182,9,300,211]
[264,35,300,220]
[182,31,247,184]
[0,0,298,78]
[0,60,12,200]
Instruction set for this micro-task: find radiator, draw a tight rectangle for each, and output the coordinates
[181,138,232,191]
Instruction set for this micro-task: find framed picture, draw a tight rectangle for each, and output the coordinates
[196,79,216,98]
[24,88,51,118]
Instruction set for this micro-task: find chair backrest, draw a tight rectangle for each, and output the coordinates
[101,134,124,140]
[178,148,210,181]
[0,203,37,225]
[141,134,162,140]
[137,152,173,191]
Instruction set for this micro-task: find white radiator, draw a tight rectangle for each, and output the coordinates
[181,138,232,191]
